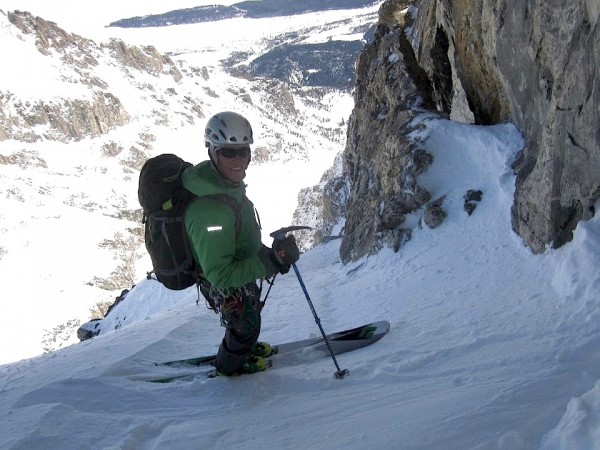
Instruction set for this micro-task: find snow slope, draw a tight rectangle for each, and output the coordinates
[0,3,375,362]
[1,117,599,449]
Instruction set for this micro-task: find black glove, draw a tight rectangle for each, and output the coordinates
[273,235,300,266]
[258,235,300,277]
[258,245,288,276]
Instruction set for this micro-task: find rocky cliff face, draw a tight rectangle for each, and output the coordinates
[339,4,437,261]
[0,11,185,143]
[333,0,599,261]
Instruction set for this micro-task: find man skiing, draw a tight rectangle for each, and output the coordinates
[182,111,300,376]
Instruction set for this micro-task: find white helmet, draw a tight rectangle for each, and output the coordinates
[204,111,254,158]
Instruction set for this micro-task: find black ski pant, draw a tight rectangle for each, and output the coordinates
[215,283,262,375]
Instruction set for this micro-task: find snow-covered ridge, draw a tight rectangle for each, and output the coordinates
[109,0,380,27]
[2,114,600,449]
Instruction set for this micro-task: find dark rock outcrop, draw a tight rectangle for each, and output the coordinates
[409,0,600,252]
[336,0,599,261]
[339,1,436,262]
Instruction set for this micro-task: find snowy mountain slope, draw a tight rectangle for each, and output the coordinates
[1,117,599,449]
[0,0,226,36]
[108,0,379,27]
[0,4,378,363]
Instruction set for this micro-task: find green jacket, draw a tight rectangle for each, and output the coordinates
[182,161,268,289]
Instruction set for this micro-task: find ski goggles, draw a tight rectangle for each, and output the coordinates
[217,146,251,159]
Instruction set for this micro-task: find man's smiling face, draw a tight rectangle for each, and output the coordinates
[215,147,251,183]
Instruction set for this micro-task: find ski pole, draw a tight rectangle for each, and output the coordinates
[260,273,276,309]
[291,263,349,379]
[270,226,349,379]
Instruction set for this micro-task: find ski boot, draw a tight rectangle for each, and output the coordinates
[250,341,276,358]
[242,355,271,374]
[209,355,271,378]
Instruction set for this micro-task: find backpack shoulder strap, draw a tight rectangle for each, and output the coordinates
[191,193,243,311]
[198,193,243,237]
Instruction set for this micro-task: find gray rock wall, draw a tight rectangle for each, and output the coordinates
[420,0,600,252]
[339,0,599,261]
[340,2,435,262]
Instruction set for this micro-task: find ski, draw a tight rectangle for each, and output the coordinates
[147,320,390,383]
[152,359,275,383]
[155,345,278,368]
